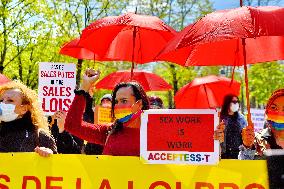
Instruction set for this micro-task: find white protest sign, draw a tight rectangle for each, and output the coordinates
[38,62,76,115]
[250,108,265,132]
[140,109,220,165]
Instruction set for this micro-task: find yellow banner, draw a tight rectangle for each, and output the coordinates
[0,153,268,189]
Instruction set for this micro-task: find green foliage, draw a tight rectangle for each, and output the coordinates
[196,66,221,77]
[1,0,130,90]
[151,62,196,107]
[0,0,47,72]
[249,62,284,106]
[136,0,213,30]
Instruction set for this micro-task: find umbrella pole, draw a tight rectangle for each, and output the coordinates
[242,38,253,127]
[76,59,83,86]
[94,53,96,67]
[203,85,211,108]
[131,62,134,79]
[230,66,236,87]
[131,26,137,79]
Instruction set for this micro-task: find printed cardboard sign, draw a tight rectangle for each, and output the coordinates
[140,109,219,165]
[38,62,76,115]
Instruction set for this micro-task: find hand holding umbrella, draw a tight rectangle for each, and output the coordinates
[242,126,255,148]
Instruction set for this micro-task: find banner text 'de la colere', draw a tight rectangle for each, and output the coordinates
[0,153,267,189]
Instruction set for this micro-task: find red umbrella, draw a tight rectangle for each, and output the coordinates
[95,69,172,92]
[175,75,241,109]
[158,6,284,125]
[79,12,177,76]
[0,74,10,85]
[59,38,103,60]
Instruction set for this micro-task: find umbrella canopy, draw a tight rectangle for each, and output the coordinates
[79,12,177,64]
[175,75,241,109]
[158,6,284,125]
[59,38,103,60]
[95,69,172,92]
[157,6,284,66]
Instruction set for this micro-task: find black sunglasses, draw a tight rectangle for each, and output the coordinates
[231,100,239,104]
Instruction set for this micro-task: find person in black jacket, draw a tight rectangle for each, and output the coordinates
[0,81,57,156]
[49,111,83,154]
[52,92,112,155]
[83,94,112,155]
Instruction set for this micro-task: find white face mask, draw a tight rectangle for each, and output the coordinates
[230,103,239,113]
[0,103,19,122]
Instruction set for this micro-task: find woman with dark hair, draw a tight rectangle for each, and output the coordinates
[149,96,164,109]
[219,94,247,159]
[63,69,149,156]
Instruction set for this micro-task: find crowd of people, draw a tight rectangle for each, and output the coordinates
[0,68,283,159]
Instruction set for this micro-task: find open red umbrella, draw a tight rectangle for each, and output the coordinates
[79,12,177,77]
[59,38,103,60]
[95,69,172,92]
[175,75,241,109]
[158,6,284,125]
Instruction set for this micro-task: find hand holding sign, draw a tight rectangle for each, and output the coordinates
[54,110,67,133]
[214,120,225,143]
[242,125,255,148]
[34,146,53,157]
[80,69,100,93]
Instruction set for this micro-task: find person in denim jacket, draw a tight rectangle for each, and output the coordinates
[220,94,247,159]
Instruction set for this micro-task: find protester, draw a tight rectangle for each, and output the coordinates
[62,68,226,156]
[239,89,284,160]
[100,94,112,107]
[84,93,112,155]
[62,69,149,156]
[49,111,83,154]
[0,81,57,157]
[149,96,164,109]
[51,92,112,155]
[219,94,247,159]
